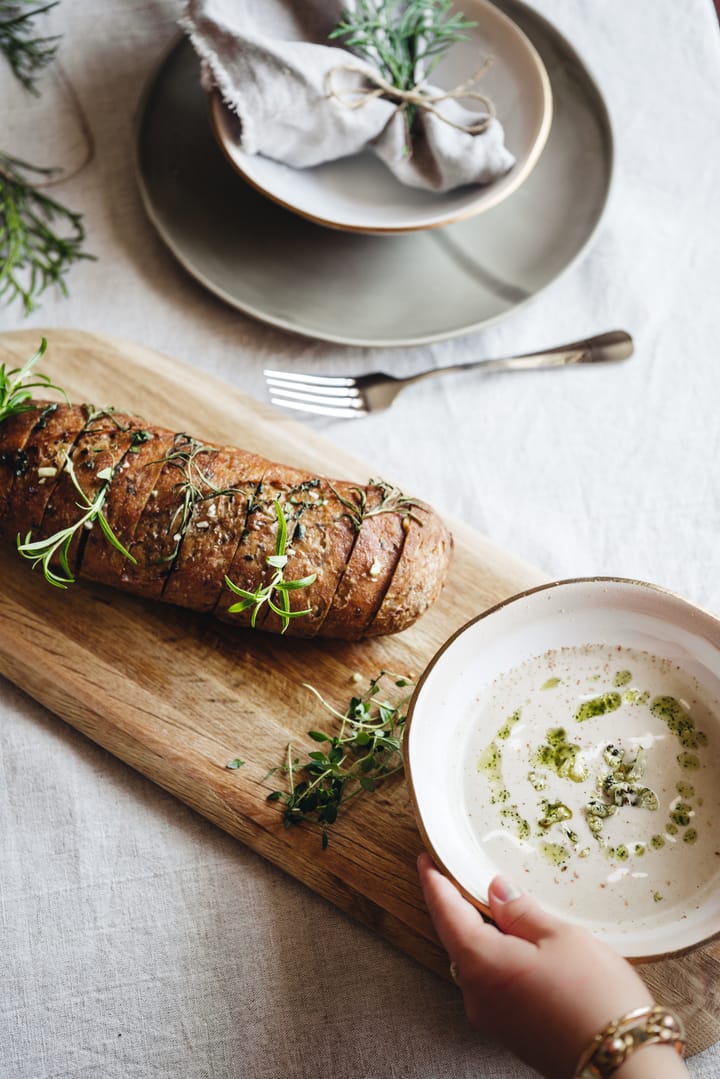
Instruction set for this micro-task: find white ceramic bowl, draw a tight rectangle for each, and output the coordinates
[210,0,552,234]
[406,578,720,960]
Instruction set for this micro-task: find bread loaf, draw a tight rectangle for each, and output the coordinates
[0,402,453,639]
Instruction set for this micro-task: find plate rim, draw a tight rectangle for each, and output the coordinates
[207,0,554,236]
[133,2,615,349]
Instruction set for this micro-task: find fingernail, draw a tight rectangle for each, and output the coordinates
[492,876,523,902]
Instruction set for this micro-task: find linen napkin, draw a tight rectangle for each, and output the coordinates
[182,0,516,193]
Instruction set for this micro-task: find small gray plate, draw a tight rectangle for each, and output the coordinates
[134,1,612,348]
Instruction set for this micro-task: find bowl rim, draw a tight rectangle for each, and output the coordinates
[207,0,554,235]
[404,575,720,963]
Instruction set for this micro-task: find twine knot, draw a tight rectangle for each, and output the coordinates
[325,60,495,135]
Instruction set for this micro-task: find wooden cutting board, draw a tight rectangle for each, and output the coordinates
[1,329,718,1056]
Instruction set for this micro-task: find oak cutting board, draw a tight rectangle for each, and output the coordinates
[1,329,718,1056]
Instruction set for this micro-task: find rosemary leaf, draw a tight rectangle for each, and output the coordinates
[0,152,94,314]
[0,337,67,424]
[0,0,59,93]
[330,0,475,102]
[16,452,136,588]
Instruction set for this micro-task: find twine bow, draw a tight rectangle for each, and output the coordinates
[325,59,495,135]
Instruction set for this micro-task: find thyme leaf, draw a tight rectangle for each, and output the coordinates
[16,452,136,588]
[329,477,422,532]
[156,435,242,564]
[224,499,317,633]
[157,435,215,563]
[267,671,413,846]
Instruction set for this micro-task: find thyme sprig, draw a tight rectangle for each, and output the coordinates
[329,477,422,532]
[16,453,136,587]
[329,0,475,129]
[158,435,224,563]
[0,0,59,93]
[224,499,316,633]
[0,152,94,313]
[267,672,413,847]
[0,337,66,424]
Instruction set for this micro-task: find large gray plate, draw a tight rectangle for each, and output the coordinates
[134,1,612,348]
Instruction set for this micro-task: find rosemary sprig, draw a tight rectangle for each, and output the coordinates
[224,499,317,633]
[0,337,66,424]
[1,1,95,313]
[0,152,94,313]
[266,672,413,848]
[329,0,475,128]
[16,452,136,588]
[329,477,423,532]
[0,0,59,93]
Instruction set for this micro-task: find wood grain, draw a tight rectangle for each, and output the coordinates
[0,329,717,1057]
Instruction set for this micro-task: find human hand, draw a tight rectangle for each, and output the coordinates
[417,852,686,1079]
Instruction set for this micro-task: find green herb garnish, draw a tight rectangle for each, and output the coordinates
[0,337,66,424]
[329,477,422,532]
[330,0,475,131]
[537,799,573,832]
[157,434,251,563]
[650,694,708,749]
[16,453,135,587]
[582,744,659,854]
[0,152,94,314]
[0,0,59,93]
[532,727,587,783]
[1,3,94,313]
[267,672,412,847]
[575,692,622,723]
[224,500,317,633]
[158,435,219,563]
[599,744,658,810]
[226,758,245,770]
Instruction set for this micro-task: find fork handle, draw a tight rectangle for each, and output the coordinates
[408,330,633,385]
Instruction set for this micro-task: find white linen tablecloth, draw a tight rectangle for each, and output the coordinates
[1,2,719,1076]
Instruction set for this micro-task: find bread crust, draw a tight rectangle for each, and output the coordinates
[40,409,150,577]
[2,404,90,543]
[0,403,453,638]
[0,409,45,524]
[163,445,268,613]
[316,484,407,641]
[366,502,453,637]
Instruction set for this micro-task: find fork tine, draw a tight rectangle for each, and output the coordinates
[269,385,364,409]
[265,377,361,400]
[269,396,366,419]
[263,369,356,388]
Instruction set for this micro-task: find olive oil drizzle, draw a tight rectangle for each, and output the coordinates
[475,665,711,886]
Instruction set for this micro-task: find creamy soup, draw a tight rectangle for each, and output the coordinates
[462,644,720,931]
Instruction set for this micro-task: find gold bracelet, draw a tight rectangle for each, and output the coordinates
[574,1004,685,1078]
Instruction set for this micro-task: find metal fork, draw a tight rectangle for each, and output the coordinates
[264,330,634,418]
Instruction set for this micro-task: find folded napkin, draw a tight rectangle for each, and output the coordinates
[182,0,515,193]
